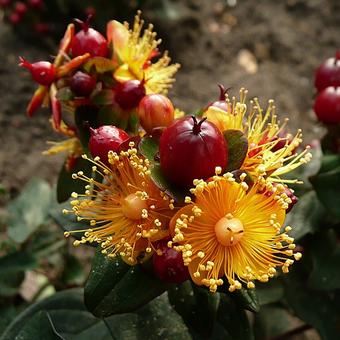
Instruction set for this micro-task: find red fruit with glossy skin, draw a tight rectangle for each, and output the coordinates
[19,57,55,86]
[160,116,228,187]
[115,80,146,111]
[153,240,189,284]
[314,86,340,124]
[314,57,340,92]
[70,71,96,97]
[89,125,129,165]
[71,17,108,58]
[138,94,174,133]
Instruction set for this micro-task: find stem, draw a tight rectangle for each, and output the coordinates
[217,84,231,100]
[268,324,313,340]
[191,116,207,135]
[18,56,32,70]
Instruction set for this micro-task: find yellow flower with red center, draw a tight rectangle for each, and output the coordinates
[107,11,180,95]
[170,170,301,293]
[204,88,312,183]
[63,145,175,264]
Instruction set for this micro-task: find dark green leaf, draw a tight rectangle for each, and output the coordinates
[84,250,169,317]
[308,230,340,290]
[284,190,326,240]
[139,135,160,162]
[60,255,86,286]
[310,164,340,220]
[232,287,260,313]
[91,89,114,106]
[255,278,284,306]
[168,281,220,338]
[223,129,248,172]
[56,157,93,203]
[284,267,340,340]
[7,178,52,243]
[215,295,254,340]
[150,164,187,203]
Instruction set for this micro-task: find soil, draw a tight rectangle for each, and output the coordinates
[1,0,339,201]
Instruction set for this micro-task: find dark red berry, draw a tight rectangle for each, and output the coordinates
[28,0,43,10]
[138,94,174,133]
[71,17,108,58]
[0,0,11,8]
[70,71,96,97]
[206,84,230,111]
[19,57,55,86]
[314,57,340,92]
[89,125,129,165]
[34,22,51,34]
[15,2,27,15]
[160,116,228,188]
[9,12,21,24]
[115,80,146,111]
[153,240,189,284]
[271,131,296,153]
[314,86,340,124]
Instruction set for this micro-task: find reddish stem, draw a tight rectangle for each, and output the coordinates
[74,15,93,32]
[192,116,207,135]
[18,56,32,70]
[218,84,231,100]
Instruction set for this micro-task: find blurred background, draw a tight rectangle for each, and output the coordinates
[1,0,340,198]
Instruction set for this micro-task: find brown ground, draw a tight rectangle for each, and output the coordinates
[1,0,339,200]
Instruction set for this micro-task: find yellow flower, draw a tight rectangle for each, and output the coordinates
[63,145,175,264]
[107,11,180,95]
[204,88,312,183]
[170,171,301,293]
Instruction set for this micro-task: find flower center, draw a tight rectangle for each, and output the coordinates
[121,193,148,220]
[214,215,244,246]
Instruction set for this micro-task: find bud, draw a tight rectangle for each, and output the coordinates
[138,94,174,133]
[70,71,96,97]
[313,86,340,124]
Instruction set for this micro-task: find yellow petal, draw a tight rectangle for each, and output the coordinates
[107,20,129,62]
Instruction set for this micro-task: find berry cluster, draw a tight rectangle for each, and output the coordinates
[313,51,340,153]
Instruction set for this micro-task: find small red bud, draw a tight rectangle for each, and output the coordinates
[15,2,27,15]
[314,86,340,124]
[138,94,174,133]
[153,240,189,284]
[19,57,55,86]
[0,0,11,8]
[9,12,21,24]
[115,80,146,111]
[70,71,96,97]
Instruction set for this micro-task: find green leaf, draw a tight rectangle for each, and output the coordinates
[83,57,116,73]
[231,287,260,313]
[60,254,86,286]
[223,129,248,172]
[56,157,93,203]
[139,135,160,162]
[91,89,114,106]
[215,295,254,340]
[284,266,340,340]
[310,164,340,220]
[84,250,169,317]
[168,281,220,338]
[284,190,326,240]
[308,231,340,290]
[1,289,191,340]
[7,178,52,243]
[255,278,284,305]
[150,164,187,203]
[0,252,37,297]
[97,106,128,130]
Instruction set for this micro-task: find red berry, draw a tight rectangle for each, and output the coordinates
[0,0,11,8]
[206,84,230,111]
[314,86,340,124]
[89,125,129,165]
[34,22,51,34]
[265,185,298,213]
[71,17,108,58]
[15,2,27,15]
[9,12,21,24]
[314,57,340,92]
[153,240,189,284]
[138,94,174,133]
[271,131,296,153]
[28,0,43,10]
[19,57,55,86]
[115,80,146,111]
[70,71,96,97]
[160,116,228,188]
